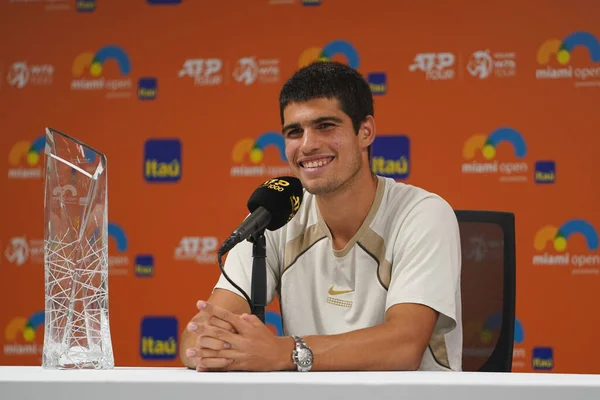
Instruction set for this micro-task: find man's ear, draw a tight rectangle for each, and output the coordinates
[359,115,376,149]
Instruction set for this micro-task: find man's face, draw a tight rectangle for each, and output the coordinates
[282,97,364,195]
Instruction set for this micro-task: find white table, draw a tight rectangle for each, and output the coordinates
[1,366,600,399]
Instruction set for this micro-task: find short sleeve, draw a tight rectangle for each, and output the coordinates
[213,230,281,306]
[385,196,462,334]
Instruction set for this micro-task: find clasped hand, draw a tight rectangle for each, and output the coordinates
[185,301,293,372]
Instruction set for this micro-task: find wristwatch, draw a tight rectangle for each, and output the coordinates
[291,335,313,372]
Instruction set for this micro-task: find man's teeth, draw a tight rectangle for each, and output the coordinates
[304,159,330,168]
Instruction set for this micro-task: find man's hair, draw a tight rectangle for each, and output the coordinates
[279,61,374,135]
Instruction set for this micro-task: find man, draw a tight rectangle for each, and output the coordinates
[180,61,462,372]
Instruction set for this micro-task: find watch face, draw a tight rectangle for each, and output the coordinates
[297,349,313,366]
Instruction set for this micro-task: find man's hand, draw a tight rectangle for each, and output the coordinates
[179,289,251,369]
[183,300,236,370]
[186,301,294,372]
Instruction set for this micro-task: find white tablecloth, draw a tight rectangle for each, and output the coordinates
[1,366,600,400]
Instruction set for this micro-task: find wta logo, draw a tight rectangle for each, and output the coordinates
[533,219,600,274]
[536,31,600,86]
[230,132,290,177]
[461,127,530,182]
[7,134,45,179]
[71,45,139,97]
[4,311,44,356]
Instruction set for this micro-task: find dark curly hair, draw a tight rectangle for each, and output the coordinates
[279,61,374,137]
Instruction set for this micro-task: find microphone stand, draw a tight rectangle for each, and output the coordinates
[248,229,267,324]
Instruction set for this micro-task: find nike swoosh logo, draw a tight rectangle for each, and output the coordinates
[328,285,354,296]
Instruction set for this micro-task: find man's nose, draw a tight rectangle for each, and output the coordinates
[300,129,321,153]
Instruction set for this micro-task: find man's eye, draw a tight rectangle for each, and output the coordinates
[318,123,334,129]
[286,129,301,137]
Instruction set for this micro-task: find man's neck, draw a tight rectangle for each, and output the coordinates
[316,171,379,251]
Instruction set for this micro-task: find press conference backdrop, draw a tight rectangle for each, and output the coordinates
[1,0,599,373]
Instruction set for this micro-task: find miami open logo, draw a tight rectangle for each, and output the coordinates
[536,31,600,87]
[4,311,44,356]
[71,45,134,97]
[7,134,45,179]
[298,40,360,69]
[461,127,529,182]
[297,39,387,95]
[230,131,290,177]
[108,222,130,275]
[533,219,600,274]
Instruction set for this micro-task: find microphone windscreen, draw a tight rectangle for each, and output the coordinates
[247,176,304,231]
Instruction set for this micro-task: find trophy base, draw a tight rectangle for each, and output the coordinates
[43,346,115,370]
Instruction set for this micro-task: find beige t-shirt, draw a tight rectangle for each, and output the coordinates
[215,175,463,371]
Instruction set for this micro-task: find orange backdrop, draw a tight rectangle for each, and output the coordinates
[1,0,599,373]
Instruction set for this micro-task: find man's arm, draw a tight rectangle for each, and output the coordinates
[191,301,438,372]
[179,289,250,369]
[291,303,439,371]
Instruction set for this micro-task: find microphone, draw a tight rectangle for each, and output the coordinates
[218,176,303,256]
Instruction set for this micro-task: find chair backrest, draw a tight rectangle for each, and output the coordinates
[455,210,516,372]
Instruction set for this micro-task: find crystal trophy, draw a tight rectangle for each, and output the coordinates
[42,127,114,369]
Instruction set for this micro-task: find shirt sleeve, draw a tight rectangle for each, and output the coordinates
[385,195,462,334]
[213,229,281,306]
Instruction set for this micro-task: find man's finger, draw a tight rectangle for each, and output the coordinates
[197,357,233,369]
[197,336,230,351]
[194,348,219,359]
[196,348,237,359]
[207,316,235,332]
[198,301,249,333]
[241,313,263,327]
[202,325,238,344]
[188,317,234,336]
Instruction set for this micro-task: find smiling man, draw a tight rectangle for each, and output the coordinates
[180,61,463,372]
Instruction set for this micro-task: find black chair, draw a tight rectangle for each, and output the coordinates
[455,210,516,372]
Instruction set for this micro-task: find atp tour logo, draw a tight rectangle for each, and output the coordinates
[533,219,600,275]
[409,52,456,80]
[461,127,530,182]
[174,236,218,264]
[230,131,291,177]
[536,31,600,87]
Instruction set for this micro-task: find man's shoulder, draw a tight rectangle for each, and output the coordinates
[378,176,454,221]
